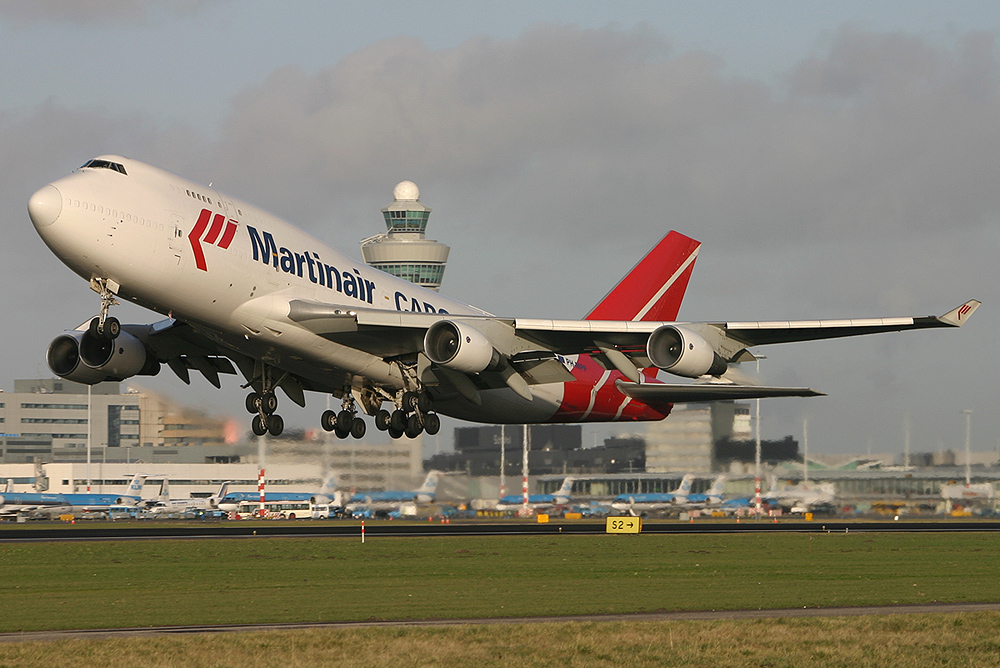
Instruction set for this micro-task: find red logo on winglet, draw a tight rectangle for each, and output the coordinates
[958,303,972,320]
[188,208,238,271]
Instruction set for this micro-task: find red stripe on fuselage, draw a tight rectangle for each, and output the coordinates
[549,354,672,423]
[203,213,226,244]
[187,208,211,271]
[218,221,238,249]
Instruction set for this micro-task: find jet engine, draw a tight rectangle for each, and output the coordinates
[424,320,506,374]
[46,329,159,385]
[646,325,728,378]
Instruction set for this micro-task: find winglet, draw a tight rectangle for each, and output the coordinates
[939,300,981,327]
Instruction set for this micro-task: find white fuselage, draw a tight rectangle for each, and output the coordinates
[30,156,566,421]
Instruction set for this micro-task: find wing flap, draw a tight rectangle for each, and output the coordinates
[615,379,824,403]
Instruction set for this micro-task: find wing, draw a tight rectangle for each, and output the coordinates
[284,298,978,402]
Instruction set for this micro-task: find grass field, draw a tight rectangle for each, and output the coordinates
[0,530,998,666]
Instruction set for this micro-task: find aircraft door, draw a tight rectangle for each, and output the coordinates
[168,213,186,265]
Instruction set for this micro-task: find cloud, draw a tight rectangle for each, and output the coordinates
[0,0,222,25]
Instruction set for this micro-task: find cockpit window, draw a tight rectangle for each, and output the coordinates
[80,159,128,175]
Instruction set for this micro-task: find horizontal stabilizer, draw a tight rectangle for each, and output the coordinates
[615,379,824,403]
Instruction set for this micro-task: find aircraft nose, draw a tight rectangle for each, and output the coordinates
[28,184,63,228]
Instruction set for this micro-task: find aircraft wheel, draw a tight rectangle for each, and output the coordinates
[389,409,407,432]
[267,414,284,437]
[417,391,433,413]
[335,425,351,439]
[262,393,278,415]
[388,426,404,439]
[402,391,420,412]
[336,410,354,432]
[251,415,267,436]
[405,414,423,438]
[374,409,391,431]
[104,317,120,340]
[245,392,261,414]
[424,412,441,435]
[321,409,336,431]
[350,416,367,439]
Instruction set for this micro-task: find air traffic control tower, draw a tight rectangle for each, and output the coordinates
[360,181,450,291]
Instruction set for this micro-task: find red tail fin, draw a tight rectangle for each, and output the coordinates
[585,231,701,322]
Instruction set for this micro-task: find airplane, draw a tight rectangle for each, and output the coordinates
[144,480,232,516]
[764,477,836,513]
[496,476,575,511]
[610,473,696,514]
[216,474,342,513]
[345,470,443,516]
[28,156,980,441]
[0,473,148,517]
[681,474,727,507]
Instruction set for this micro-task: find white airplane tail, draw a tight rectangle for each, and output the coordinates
[708,474,726,500]
[117,474,147,505]
[672,473,695,497]
[554,477,575,503]
[415,471,441,504]
[209,481,231,507]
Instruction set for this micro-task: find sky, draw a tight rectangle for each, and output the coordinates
[1,0,998,462]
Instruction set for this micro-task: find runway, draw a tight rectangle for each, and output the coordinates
[1,519,998,541]
[2,602,999,643]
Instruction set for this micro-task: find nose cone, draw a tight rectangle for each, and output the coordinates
[28,184,63,229]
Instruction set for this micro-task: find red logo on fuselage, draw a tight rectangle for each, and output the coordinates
[188,208,238,271]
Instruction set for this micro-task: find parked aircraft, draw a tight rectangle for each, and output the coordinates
[145,480,231,516]
[682,474,728,507]
[610,474,696,514]
[216,474,341,513]
[496,476,575,511]
[29,157,979,441]
[0,473,148,517]
[345,471,443,515]
[764,478,836,512]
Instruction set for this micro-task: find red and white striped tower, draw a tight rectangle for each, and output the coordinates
[258,468,266,517]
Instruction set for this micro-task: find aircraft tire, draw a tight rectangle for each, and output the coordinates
[336,410,354,432]
[88,317,101,338]
[262,393,278,415]
[424,412,441,435]
[405,414,423,438]
[267,414,284,437]
[388,426,404,439]
[321,409,336,431]
[104,317,120,340]
[246,393,261,414]
[389,409,407,432]
[374,409,391,431]
[402,391,420,412]
[417,391,433,413]
[335,425,350,439]
[251,415,267,436]
[350,416,366,439]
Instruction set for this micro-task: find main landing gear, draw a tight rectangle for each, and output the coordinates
[373,391,440,440]
[318,390,440,441]
[320,397,367,440]
[246,391,284,437]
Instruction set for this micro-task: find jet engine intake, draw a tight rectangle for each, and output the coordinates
[47,330,159,385]
[646,325,728,378]
[424,320,506,374]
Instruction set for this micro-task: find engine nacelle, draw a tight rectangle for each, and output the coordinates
[116,496,137,506]
[47,329,159,385]
[646,325,728,378]
[424,320,506,374]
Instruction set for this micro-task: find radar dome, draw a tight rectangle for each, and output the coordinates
[393,181,420,201]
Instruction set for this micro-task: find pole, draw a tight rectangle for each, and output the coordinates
[963,409,972,486]
[904,415,911,468]
[803,418,808,486]
[86,385,92,492]
[499,424,506,499]
[521,424,529,514]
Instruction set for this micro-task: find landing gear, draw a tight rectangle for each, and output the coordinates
[89,277,121,339]
[243,366,284,437]
[372,390,439,440]
[320,394,370,440]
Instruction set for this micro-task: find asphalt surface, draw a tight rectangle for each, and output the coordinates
[1,519,999,541]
